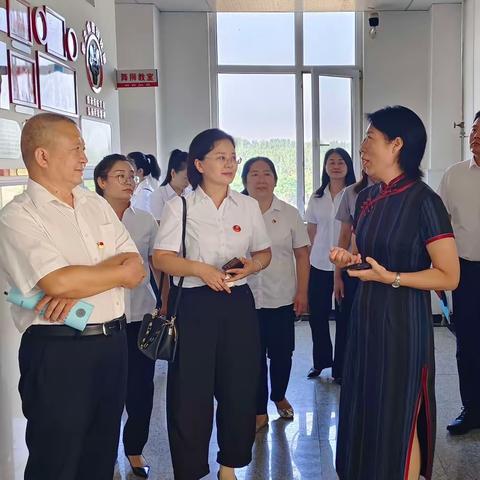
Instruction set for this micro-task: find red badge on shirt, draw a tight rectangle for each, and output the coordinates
[233,225,241,232]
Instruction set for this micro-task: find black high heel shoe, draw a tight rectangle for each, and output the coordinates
[127,456,150,478]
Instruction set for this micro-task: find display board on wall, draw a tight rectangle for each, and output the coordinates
[0,1,114,174]
[37,51,77,115]
[81,116,111,167]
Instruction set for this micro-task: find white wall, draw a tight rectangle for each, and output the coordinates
[363,11,431,164]
[363,8,462,190]
[116,3,163,159]
[428,4,462,188]
[463,0,480,155]
[116,10,211,175]
[0,1,120,478]
[159,12,211,167]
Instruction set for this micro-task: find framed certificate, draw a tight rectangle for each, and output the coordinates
[6,0,31,45]
[36,51,77,116]
[45,7,65,59]
[7,49,36,107]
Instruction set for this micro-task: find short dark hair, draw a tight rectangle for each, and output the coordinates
[187,128,235,190]
[315,148,356,198]
[20,112,77,167]
[366,105,427,180]
[161,149,188,186]
[241,157,278,195]
[127,151,161,180]
[474,111,480,122]
[93,153,133,196]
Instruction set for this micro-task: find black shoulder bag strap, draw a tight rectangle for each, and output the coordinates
[170,196,187,319]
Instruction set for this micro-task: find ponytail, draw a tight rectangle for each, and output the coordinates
[146,154,161,180]
[161,149,188,186]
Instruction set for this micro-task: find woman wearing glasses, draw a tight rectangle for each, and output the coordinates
[94,154,159,479]
[154,129,272,480]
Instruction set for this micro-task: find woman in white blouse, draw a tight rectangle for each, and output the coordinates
[153,129,272,480]
[305,148,356,380]
[94,154,159,479]
[149,149,190,222]
[241,157,310,432]
[129,151,161,212]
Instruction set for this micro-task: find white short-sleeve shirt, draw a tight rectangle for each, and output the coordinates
[122,206,158,322]
[305,188,344,271]
[154,186,271,288]
[438,158,480,261]
[131,175,158,213]
[150,183,177,221]
[0,179,138,333]
[248,196,310,309]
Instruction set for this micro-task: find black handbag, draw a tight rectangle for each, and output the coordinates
[137,197,186,362]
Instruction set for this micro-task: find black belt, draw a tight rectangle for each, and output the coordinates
[25,316,126,337]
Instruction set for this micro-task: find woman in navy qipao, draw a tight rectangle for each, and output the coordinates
[330,106,460,480]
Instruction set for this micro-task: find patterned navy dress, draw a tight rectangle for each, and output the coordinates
[336,174,454,480]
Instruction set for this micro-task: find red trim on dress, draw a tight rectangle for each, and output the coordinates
[425,233,454,245]
[422,367,434,479]
[404,366,433,480]
[358,179,416,223]
[381,173,406,189]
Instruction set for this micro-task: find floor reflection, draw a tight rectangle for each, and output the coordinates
[6,323,480,479]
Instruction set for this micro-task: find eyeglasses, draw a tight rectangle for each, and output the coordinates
[204,155,243,165]
[108,174,140,185]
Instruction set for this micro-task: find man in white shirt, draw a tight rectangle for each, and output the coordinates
[439,111,480,435]
[0,113,146,479]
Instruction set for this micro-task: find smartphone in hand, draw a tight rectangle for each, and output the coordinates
[341,262,372,272]
[221,257,243,271]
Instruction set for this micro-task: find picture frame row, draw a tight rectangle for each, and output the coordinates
[5,46,77,116]
[1,0,67,60]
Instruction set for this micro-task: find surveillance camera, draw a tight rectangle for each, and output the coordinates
[368,12,379,28]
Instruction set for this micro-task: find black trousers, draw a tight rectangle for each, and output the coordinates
[18,328,128,480]
[123,321,155,455]
[308,267,337,371]
[256,304,295,415]
[332,272,359,379]
[452,258,480,411]
[166,285,260,480]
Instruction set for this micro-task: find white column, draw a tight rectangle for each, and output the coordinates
[427,4,462,190]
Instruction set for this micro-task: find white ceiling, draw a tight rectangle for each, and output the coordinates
[114,0,462,12]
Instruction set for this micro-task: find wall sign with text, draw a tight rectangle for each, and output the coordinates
[116,69,158,89]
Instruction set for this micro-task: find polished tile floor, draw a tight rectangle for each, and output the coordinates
[113,322,480,480]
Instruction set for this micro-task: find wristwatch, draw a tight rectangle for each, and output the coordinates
[392,272,401,288]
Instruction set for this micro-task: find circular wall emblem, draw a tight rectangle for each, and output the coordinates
[80,21,106,94]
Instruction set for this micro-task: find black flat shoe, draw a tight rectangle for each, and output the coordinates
[307,367,321,378]
[127,457,150,478]
[447,408,480,435]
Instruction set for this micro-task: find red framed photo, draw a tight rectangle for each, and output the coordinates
[6,0,31,45]
[45,7,65,59]
[7,49,36,107]
[36,51,77,116]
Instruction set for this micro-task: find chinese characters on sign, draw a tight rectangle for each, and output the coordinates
[116,69,158,88]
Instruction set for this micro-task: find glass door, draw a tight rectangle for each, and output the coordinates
[304,70,359,206]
